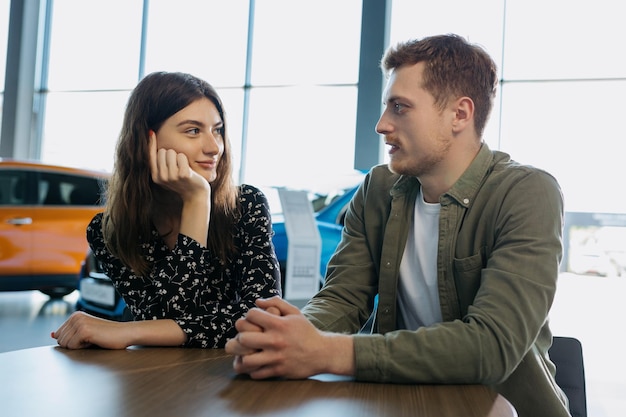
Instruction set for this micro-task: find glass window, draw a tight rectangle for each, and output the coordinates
[388,0,505,68]
[46,0,143,91]
[0,0,10,130]
[0,92,3,134]
[251,0,362,86]
[386,0,505,160]
[144,0,250,86]
[243,85,358,189]
[499,80,626,214]
[245,0,362,189]
[41,91,130,172]
[37,171,103,206]
[0,0,9,91]
[0,170,29,205]
[389,0,626,217]
[40,1,363,191]
[503,0,626,80]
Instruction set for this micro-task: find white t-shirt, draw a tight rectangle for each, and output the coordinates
[397,188,443,330]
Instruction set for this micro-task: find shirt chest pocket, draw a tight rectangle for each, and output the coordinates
[452,248,486,315]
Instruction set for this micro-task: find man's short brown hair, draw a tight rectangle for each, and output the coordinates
[381,34,498,138]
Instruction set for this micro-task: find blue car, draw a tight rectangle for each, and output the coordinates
[76,182,360,321]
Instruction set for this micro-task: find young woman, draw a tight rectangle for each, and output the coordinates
[53,72,281,349]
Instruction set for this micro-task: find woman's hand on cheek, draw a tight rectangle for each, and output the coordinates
[148,132,210,200]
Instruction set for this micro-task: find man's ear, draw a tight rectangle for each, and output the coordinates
[452,97,474,134]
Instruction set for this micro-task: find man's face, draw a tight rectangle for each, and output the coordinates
[375,62,453,178]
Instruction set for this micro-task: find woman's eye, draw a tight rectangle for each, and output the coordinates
[186,127,200,135]
[214,126,225,137]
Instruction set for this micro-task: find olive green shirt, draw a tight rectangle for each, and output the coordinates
[302,144,571,417]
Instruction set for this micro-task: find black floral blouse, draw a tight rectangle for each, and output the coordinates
[86,184,281,348]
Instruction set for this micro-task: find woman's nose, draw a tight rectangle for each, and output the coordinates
[203,132,220,154]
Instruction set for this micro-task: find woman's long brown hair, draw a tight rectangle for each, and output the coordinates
[103,72,239,275]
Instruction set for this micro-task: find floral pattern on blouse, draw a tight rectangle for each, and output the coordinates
[86,184,281,348]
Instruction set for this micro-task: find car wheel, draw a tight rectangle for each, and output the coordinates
[40,287,74,299]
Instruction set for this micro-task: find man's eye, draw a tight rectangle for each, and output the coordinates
[393,102,405,113]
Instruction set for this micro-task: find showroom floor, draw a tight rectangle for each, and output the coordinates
[0,274,624,417]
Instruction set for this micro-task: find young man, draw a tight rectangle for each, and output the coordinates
[226,34,570,417]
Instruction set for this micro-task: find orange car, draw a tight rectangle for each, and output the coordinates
[0,159,109,297]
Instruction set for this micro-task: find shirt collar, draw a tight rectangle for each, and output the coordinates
[390,143,503,208]
[443,142,497,208]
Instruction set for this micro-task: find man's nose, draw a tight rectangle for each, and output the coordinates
[375,111,391,136]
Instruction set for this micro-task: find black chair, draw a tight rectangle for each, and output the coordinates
[549,336,587,417]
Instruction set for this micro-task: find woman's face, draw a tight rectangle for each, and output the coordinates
[155,98,225,183]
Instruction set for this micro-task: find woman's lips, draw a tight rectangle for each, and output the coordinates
[196,160,216,170]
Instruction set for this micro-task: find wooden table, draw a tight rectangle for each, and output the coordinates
[0,346,517,417]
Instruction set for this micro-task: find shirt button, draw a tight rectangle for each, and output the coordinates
[463,198,469,204]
